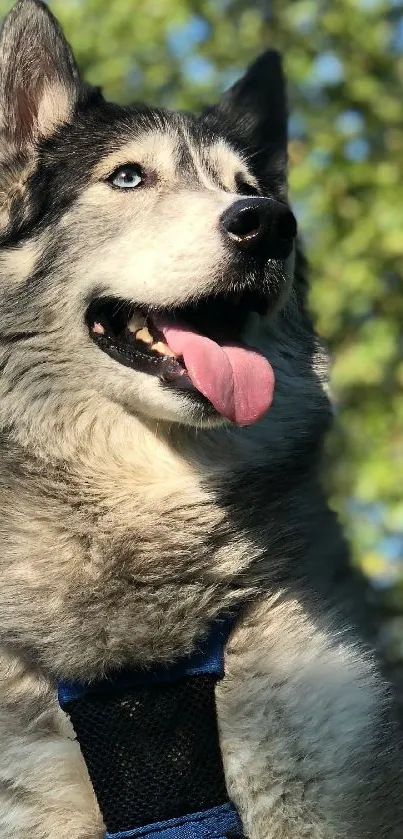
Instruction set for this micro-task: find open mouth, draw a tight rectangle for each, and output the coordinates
[86,290,275,426]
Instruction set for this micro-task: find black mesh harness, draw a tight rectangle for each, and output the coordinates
[58,618,245,839]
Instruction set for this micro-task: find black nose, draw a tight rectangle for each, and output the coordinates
[220,197,297,260]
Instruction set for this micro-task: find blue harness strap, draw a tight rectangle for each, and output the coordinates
[58,616,233,704]
[58,616,245,839]
[105,803,242,839]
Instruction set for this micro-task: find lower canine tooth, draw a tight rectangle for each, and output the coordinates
[135,326,153,345]
[152,341,176,357]
[92,322,105,335]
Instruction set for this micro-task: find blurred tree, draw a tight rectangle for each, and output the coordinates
[0,0,402,604]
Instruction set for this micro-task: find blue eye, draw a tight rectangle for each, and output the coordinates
[108,164,143,189]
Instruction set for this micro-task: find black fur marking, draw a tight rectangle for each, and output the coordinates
[0,331,41,343]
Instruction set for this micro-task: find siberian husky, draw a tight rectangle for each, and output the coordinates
[0,1,401,837]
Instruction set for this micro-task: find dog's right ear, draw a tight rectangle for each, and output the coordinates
[0,0,82,152]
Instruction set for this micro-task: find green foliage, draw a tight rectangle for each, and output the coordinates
[0,0,402,584]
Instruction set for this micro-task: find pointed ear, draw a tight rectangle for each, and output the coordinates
[0,0,82,151]
[210,51,288,195]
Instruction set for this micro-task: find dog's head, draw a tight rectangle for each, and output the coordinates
[0,0,329,448]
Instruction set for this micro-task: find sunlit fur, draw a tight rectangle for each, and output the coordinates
[0,1,401,838]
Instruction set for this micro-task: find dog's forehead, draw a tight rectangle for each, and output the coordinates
[92,128,180,181]
[92,117,252,189]
[183,131,252,190]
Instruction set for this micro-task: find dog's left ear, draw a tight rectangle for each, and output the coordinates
[208,50,288,196]
[0,0,83,153]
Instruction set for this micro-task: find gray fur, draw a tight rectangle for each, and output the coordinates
[0,1,401,837]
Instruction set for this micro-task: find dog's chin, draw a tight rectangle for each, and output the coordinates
[98,362,228,428]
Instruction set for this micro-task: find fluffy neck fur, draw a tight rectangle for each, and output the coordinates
[0,388,355,684]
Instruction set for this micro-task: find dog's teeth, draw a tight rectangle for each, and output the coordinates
[135,326,154,346]
[152,341,176,358]
[127,314,146,333]
[92,322,105,335]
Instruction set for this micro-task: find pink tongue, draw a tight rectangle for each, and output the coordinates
[155,318,275,426]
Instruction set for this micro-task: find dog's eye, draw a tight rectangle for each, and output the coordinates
[108,164,143,189]
[236,175,260,197]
